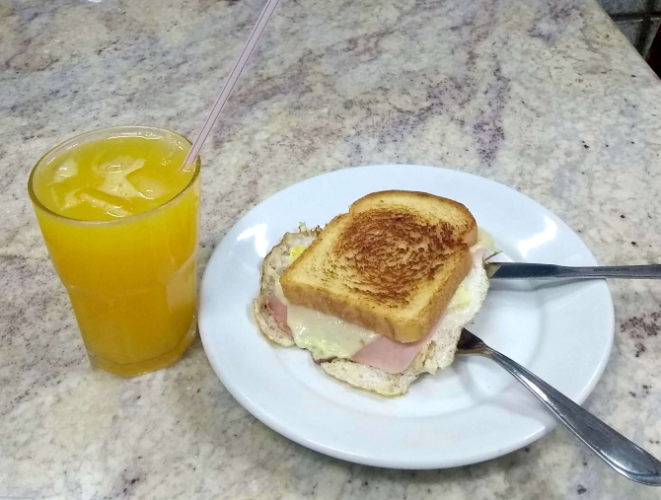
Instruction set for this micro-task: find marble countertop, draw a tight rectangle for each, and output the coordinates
[2,0,661,498]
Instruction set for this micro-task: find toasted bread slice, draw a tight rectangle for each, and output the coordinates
[280,191,477,343]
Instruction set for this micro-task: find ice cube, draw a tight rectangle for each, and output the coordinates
[99,171,142,200]
[95,157,144,200]
[51,159,78,184]
[95,157,144,175]
[126,169,170,200]
[77,188,133,218]
[50,182,82,211]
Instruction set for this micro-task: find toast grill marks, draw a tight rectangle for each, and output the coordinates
[333,209,463,305]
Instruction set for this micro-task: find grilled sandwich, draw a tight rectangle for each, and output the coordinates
[253,190,490,396]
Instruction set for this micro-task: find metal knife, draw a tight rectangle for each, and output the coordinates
[486,263,661,280]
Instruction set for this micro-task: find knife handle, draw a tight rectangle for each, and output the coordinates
[489,263,661,279]
[556,264,661,278]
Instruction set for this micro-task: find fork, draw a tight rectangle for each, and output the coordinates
[456,329,661,486]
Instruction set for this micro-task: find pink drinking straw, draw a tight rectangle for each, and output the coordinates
[182,0,283,168]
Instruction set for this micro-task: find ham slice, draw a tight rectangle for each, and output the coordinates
[471,246,485,266]
[351,326,433,374]
[265,295,291,334]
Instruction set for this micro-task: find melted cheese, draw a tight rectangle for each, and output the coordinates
[447,281,471,311]
[274,281,380,360]
[477,227,499,256]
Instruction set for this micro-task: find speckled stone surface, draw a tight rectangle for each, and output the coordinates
[2,0,661,498]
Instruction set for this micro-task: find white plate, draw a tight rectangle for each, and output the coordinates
[199,165,614,469]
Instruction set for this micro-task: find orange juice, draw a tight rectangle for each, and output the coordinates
[29,126,200,377]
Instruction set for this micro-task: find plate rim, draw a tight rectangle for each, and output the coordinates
[199,164,615,469]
